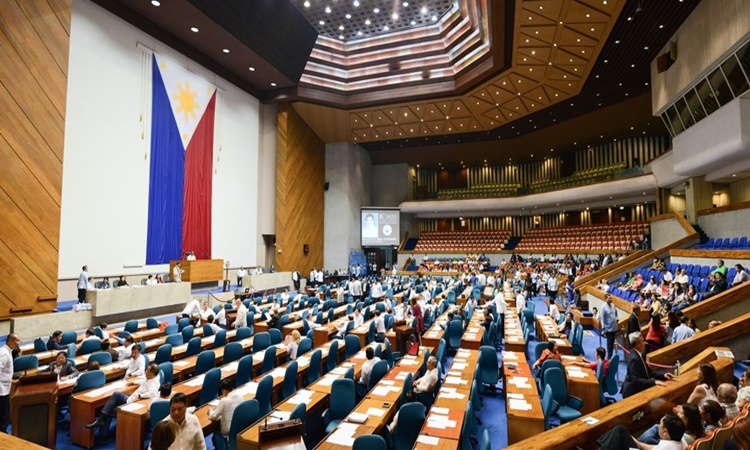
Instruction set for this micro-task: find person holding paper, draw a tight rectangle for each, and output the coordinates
[86,363,160,438]
[209,379,244,447]
[576,346,610,377]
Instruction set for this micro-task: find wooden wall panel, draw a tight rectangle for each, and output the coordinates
[275,105,325,274]
[0,0,70,318]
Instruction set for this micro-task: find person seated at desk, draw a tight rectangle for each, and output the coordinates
[353,308,364,328]
[480,307,494,332]
[86,363,160,438]
[284,330,301,360]
[120,339,145,376]
[101,339,118,363]
[99,322,110,340]
[209,379,244,448]
[162,392,206,450]
[83,327,99,342]
[118,335,136,361]
[622,331,673,398]
[47,330,63,351]
[148,421,177,450]
[206,315,220,334]
[115,275,128,288]
[576,346,609,377]
[598,413,686,450]
[101,277,111,289]
[388,356,439,434]
[266,311,280,330]
[156,274,165,284]
[357,347,380,392]
[336,315,355,338]
[146,275,157,286]
[47,351,79,380]
[558,312,576,338]
[181,299,202,326]
[700,400,725,433]
[439,311,455,330]
[199,302,211,322]
[532,340,562,371]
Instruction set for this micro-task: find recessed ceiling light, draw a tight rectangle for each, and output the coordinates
[373,7,379,13]
[353,0,359,6]
[151,0,160,6]
[222,48,230,53]
[319,20,325,25]
[431,15,437,21]
[339,34,345,39]
[190,27,199,33]
[303,0,310,7]
[365,19,371,25]
[392,12,399,20]
[271,82,276,87]
[411,20,416,25]
[339,25,344,30]
[420,6,427,14]
[345,13,351,19]
[403,1,409,6]
[357,31,363,35]
[248,66,255,71]
[325,6,331,13]
[659,24,664,29]
[383,25,389,30]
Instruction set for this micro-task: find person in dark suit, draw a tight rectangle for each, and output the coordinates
[622,331,673,398]
[47,351,79,380]
[47,330,64,351]
[627,304,641,340]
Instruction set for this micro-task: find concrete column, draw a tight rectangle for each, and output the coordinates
[685,176,713,223]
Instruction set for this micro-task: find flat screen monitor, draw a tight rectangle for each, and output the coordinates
[361,208,400,247]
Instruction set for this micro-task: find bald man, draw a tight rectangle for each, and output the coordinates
[0,334,19,432]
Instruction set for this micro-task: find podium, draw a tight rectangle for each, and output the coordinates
[12,380,58,449]
[170,259,223,288]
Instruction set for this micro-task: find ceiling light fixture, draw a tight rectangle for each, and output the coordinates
[303,1,310,7]
[222,48,230,53]
[151,0,160,6]
[270,82,277,87]
[248,67,255,71]
[190,27,199,33]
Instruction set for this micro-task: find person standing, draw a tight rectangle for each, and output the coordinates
[0,334,19,433]
[78,265,89,303]
[172,262,183,283]
[622,332,672,398]
[600,294,618,359]
[234,299,248,329]
[292,269,300,290]
[236,267,246,288]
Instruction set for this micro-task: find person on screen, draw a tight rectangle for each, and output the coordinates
[363,213,378,239]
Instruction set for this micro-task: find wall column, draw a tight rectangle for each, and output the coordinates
[685,176,713,223]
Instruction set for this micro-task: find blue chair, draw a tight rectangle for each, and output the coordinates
[212,399,260,450]
[13,355,38,372]
[261,346,276,374]
[88,352,112,366]
[538,359,564,392]
[289,403,306,430]
[281,361,298,399]
[159,362,173,384]
[194,350,216,377]
[325,340,339,373]
[478,345,499,392]
[164,323,179,336]
[81,339,102,356]
[544,366,583,423]
[353,434,387,450]
[541,384,555,430]
[146,318,159,330]
[399,372,413,407]
[213,329,227,349]
[247,312,255,335]
[60,330,78,346]
[186,337,202,357]
[203,324,215,337]
[323,379,356,433]
[391,402,425,450]
[269,329,282,345]
[279,314,290,330]
[223,342,244,364]
[154,344,172,365]
[199,368,221,406]
[235,354,254,387]
[447,320,463,351]
[150,400,171,429]
[344,335,361,359]
[297,337,312,357]
[253,332,271,352]
[236,327,252,341]
[256,375,273,416]
[436,339,447,371]
[33,338,46,353]
[124,320,139,333]
[73,370,105,394]
[166,334,183,347]
[306,349,322,386]
[459,401,475,450]
[182,325,194,343]
[601,353,620,405]
[67,342,76,358]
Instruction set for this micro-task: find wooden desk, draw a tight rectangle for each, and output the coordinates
[422,407,465,440]
[87,283,191,318]
[560,355,600,415]
[414,435,459,450]
[503,351,545,444]
[504,311,526,354]
[535,315,573,355]
[0,432,51,450]
[170,259,223,283]
[11,380,58,448]
[19,323,147,356]
[70,379,138,448]
[461,324,484,350]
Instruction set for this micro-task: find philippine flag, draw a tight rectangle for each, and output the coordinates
[146,54,216,265]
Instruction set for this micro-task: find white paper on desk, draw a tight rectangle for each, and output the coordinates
[379,380,395,386]
[270,368,287,378]
[120,402,146,412]
[366,407,385,417]
[330,367,347,375]
[456,350,470,357]
[174,360,190,367]
[395,372,409,380]
[427,414,456,428]
[174,344,188,351]
[236,382,258,395]
[222,362,239,372]
[269,411,291,423]
[317,375,338,386]
[296,356,310,366]
[444,376,461,385]
[551,338,566,345]
[295,389,314,398]
[208,399,220,407]
[348,412,369,424]
[582,416,600,425]
[201,338,213,345]
[507,337,520,342]
[240,339,252,346]
[184,375,205,387]
[147,338,162,345]
[451,362,468,370]
[507,393,524,400]
[353,351,366,359]
[508,399,532,411]
[417,435,440,446]
[561,355,577,361]
[288,394,312,405]
[338,422,359,431]
[566,370,586,379]
[463,334,477,339]
[275,343,286,349]
[426,332,439,338]
[399,359,418,366]
[327,429,356,446]
[58,378,76,387]
[371,386,393,397]
[431,406,449,415]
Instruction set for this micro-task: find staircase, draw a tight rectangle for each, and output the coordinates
[692,224,709,245]
[504,236,522,250]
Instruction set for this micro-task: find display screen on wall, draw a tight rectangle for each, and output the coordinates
[361,208,400,247]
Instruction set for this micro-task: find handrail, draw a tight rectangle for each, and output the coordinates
[574,250,648,287]
[397,231,409,253]
[647,311,750,365]
[698,200,750,216]
[504,356,734,450]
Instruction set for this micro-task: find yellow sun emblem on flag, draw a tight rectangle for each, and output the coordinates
[172,81,200,122]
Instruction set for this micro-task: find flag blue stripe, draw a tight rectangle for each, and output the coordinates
[146,56,185,265]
